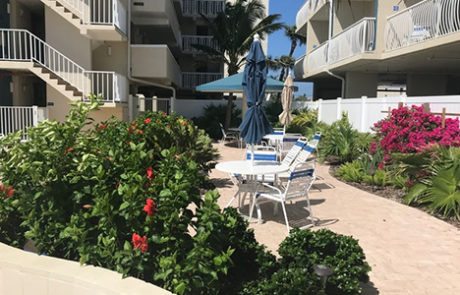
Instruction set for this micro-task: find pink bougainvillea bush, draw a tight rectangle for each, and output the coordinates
[374,105,460,155]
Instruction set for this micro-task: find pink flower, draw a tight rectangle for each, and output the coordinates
[144,118,152,124]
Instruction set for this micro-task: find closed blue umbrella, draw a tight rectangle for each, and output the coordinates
[239,35,273,147]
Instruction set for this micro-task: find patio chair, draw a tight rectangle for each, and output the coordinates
[308,132,322,149]
[219,123,242,148]
[280,133,303,159]
[250,160,317,232]
[281,137,308,167]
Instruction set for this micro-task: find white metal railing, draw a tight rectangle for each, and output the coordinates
[385,0,460,51]
[182,72,223,89]
[60,0,128,34]
[328,18,376,64]
[0,106,38,139]
[182,35,219,53]
[0,29,125,102]
[294,55,306,79]
[296,1,309,32]
[307,42,328,72]
[182,0,225,17]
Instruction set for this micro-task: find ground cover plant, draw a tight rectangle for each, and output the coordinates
[0,100,371,294]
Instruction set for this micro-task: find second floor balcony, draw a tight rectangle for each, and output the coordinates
[305,17,376,75]
[385,0,460,52]
[182,35,219,54]
[182,0,225,18]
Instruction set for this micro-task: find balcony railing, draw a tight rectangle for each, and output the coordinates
[182,35,219,53]
[385,0,460,51]
[0,106,39,140]
[328,18,376,64]
[294,55,306,79]
[62,0,128,34]
[182,0,225,18]
[182,72,223,89]
[296,1,309,34]
[307,42,328,72]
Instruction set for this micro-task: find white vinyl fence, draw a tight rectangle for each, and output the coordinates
[0,106,48,139]
[294,95,460,132]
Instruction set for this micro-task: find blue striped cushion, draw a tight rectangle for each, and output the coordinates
[246,153,277,161]
[313,134,321,140]
[283,137,299,142]
[295,141,305,147]
[303,145,315,152]
[289,169,314,180]
[273,131,284,135]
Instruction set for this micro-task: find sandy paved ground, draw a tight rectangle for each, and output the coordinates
[210,144,460,295]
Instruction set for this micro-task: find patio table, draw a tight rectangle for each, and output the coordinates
[215,160,290,221]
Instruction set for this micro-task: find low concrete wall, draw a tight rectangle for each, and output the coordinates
[0,242,171,295]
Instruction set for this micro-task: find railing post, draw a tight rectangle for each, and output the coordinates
[32,105,39,126]
[317,98,323,123]
[29,32,33,60]
[336,97,342,120]
[170,96,176,114]
[362,20,368,53]
[360,96,367,132]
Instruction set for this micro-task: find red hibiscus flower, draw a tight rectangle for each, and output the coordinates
[144,118,152,124]
[65,147,74,154]
[131,233,148,253]
[98,124,107,131]
[143,198,157,216]
[146,167,154,179]
[5,186,14,198]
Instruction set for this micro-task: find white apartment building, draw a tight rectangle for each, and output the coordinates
[0,0,268,133]
[294,0,460,99]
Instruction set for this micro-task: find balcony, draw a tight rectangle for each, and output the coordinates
[182,72,223,89]
[307,42,328,73]
[131,45,182,86]
[182,0,225,18]
[304,18,376,75]
[385,0,460,52]
[294,55,306,79]
[182,35,219,54]
[131,0,181,45]
[295,1,309,36]
[328,17,376,64]
[308,0,328,21]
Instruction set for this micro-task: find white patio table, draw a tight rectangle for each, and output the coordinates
[215,160,290,221]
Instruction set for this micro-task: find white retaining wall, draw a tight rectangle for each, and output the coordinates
[293,95,460,132]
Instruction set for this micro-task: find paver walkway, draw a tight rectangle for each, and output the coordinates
[211,144,460,295]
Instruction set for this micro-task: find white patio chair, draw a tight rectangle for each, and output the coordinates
[280,133,303,159]
[219,123,242,148]
[249,160,317,232]
[308,132,322,149]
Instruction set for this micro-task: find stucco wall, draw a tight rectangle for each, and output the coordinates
[45,6,92,69]
[0,242,171,295]
[92,42,128,75]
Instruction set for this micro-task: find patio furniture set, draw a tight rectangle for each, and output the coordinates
[216,131,322,232]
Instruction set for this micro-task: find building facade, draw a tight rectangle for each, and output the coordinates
[294,0,460,99]
[0,0,268,125]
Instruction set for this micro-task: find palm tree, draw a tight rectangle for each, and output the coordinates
[195,0,283,129]
[278,25,306,81]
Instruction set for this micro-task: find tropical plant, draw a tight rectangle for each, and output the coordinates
[319,114,371,164]
[286,108,326,138]
[336,161,365,183]
[196,0,283,129]
[193,103,242,140]
[403,147,460,219]
[278,25,306,81]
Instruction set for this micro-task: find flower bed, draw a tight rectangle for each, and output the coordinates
[0,101,371,295]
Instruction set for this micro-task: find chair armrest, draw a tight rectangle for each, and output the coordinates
[258,182,283,195]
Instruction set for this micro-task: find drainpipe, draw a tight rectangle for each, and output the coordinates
[325,0,346,98]
[126,0,176,105]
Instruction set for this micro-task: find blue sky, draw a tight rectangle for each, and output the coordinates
[268,0,313,97]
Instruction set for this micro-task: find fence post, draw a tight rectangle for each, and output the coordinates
[336,97,342,120]
[32,105,38,126]
[360,96,367,132]
[442,107,446,128]
[317,99,323,123]
[170,96,176,114]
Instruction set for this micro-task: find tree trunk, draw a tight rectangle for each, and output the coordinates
[224,93,234,130]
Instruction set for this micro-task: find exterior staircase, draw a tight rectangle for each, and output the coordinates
[0,29,127,103]
[40,0,128,41]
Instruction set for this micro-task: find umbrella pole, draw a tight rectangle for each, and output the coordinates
[251,144,255,166]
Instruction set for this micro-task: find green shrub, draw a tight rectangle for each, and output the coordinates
[319,114,371,164]
[242,229,370,295]
[336,161,365,183]
[286,108,327,138]
[363,169,389,187]
[193,103,241,140]
[264,96,284,127]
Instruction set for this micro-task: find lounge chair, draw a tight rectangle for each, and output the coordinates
[219,123,242,148]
